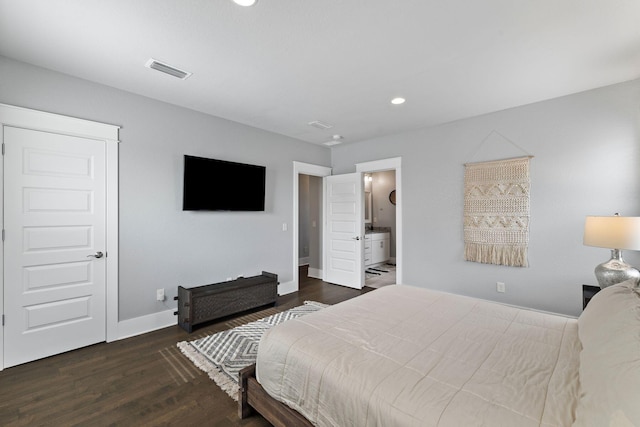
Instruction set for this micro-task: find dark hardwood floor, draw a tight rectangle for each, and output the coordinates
[0,272,371,426]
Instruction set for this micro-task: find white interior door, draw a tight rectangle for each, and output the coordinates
[323,173,364,289]
[3,126,107,368]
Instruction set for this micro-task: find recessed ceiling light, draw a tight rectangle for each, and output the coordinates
[233,0,257,6]
[391,97,406,105]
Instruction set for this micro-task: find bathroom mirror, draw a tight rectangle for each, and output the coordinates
[364,191,372,223]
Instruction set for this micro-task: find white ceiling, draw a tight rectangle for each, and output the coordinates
[1,1,639,146]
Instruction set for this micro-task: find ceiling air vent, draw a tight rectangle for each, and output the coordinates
[145,58,192,80]
[308,120,333,130]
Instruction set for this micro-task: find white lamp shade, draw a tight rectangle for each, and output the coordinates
[233,0,257,6]
[584,216,640,250]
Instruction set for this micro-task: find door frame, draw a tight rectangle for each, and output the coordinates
[289,161,332,295]
[355,157,402,284]
[0,103,120,369]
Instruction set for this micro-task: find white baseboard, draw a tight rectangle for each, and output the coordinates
[278,280,297,296]
[112,278,307,341]
[298,257,310,266]
[113,308,177,341]
[113,279,299,341]
[308,268,323,279]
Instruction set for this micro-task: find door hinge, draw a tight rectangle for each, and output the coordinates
[1,142,4,155]
[2,315,4,326]
[1,229,4,242]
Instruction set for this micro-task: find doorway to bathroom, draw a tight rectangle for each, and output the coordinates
[363,170,397,288]
[292,157,402,292]
[356,157,402,289]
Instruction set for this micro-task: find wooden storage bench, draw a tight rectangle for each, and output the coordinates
[176,271,278,332]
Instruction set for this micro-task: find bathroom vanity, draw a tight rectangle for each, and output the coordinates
[364,231,390,266]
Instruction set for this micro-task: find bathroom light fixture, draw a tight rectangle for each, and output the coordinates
[233,0,257,6]
[583,213,640,288]
[323,135,343,146]
[391,97,406,105]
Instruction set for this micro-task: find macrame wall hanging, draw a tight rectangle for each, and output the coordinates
[463,131,532,267]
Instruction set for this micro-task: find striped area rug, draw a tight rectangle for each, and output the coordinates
[177,301,327,400]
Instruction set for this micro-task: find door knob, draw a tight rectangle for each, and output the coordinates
[87,251,104,259]
[353,236,360,240]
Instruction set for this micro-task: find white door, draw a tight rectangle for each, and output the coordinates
[3,126,106,368]
[324,173,364,289]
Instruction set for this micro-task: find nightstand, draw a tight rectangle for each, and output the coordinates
[582,285,600,309]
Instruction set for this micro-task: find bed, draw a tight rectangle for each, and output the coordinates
[239,280,640,426]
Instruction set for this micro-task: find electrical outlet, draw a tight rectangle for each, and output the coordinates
[496,282,506,293]
[156,288,165,301]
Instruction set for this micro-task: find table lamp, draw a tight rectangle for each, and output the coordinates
[583,214,640,288]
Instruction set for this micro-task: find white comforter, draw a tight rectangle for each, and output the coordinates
[256,285,580,427]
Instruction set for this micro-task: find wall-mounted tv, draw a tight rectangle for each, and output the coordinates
[183,155,266,211]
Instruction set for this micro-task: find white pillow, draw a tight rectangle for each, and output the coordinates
[573,279,640,427]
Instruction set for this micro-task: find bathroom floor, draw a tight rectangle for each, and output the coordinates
[365,263,396,289]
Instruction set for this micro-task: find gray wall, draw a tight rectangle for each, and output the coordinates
[298,174,322,270]
[298,175,310,260]
[3,54,638,320]
[0,56,331,321]
[307,175,323,271]
[332,79,640,317]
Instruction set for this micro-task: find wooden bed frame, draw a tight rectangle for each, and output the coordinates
[238,363,313,427]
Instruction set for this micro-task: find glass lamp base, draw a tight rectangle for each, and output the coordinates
[595,249,640,289]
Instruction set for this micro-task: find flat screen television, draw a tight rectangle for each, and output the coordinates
[182,155,266,211]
